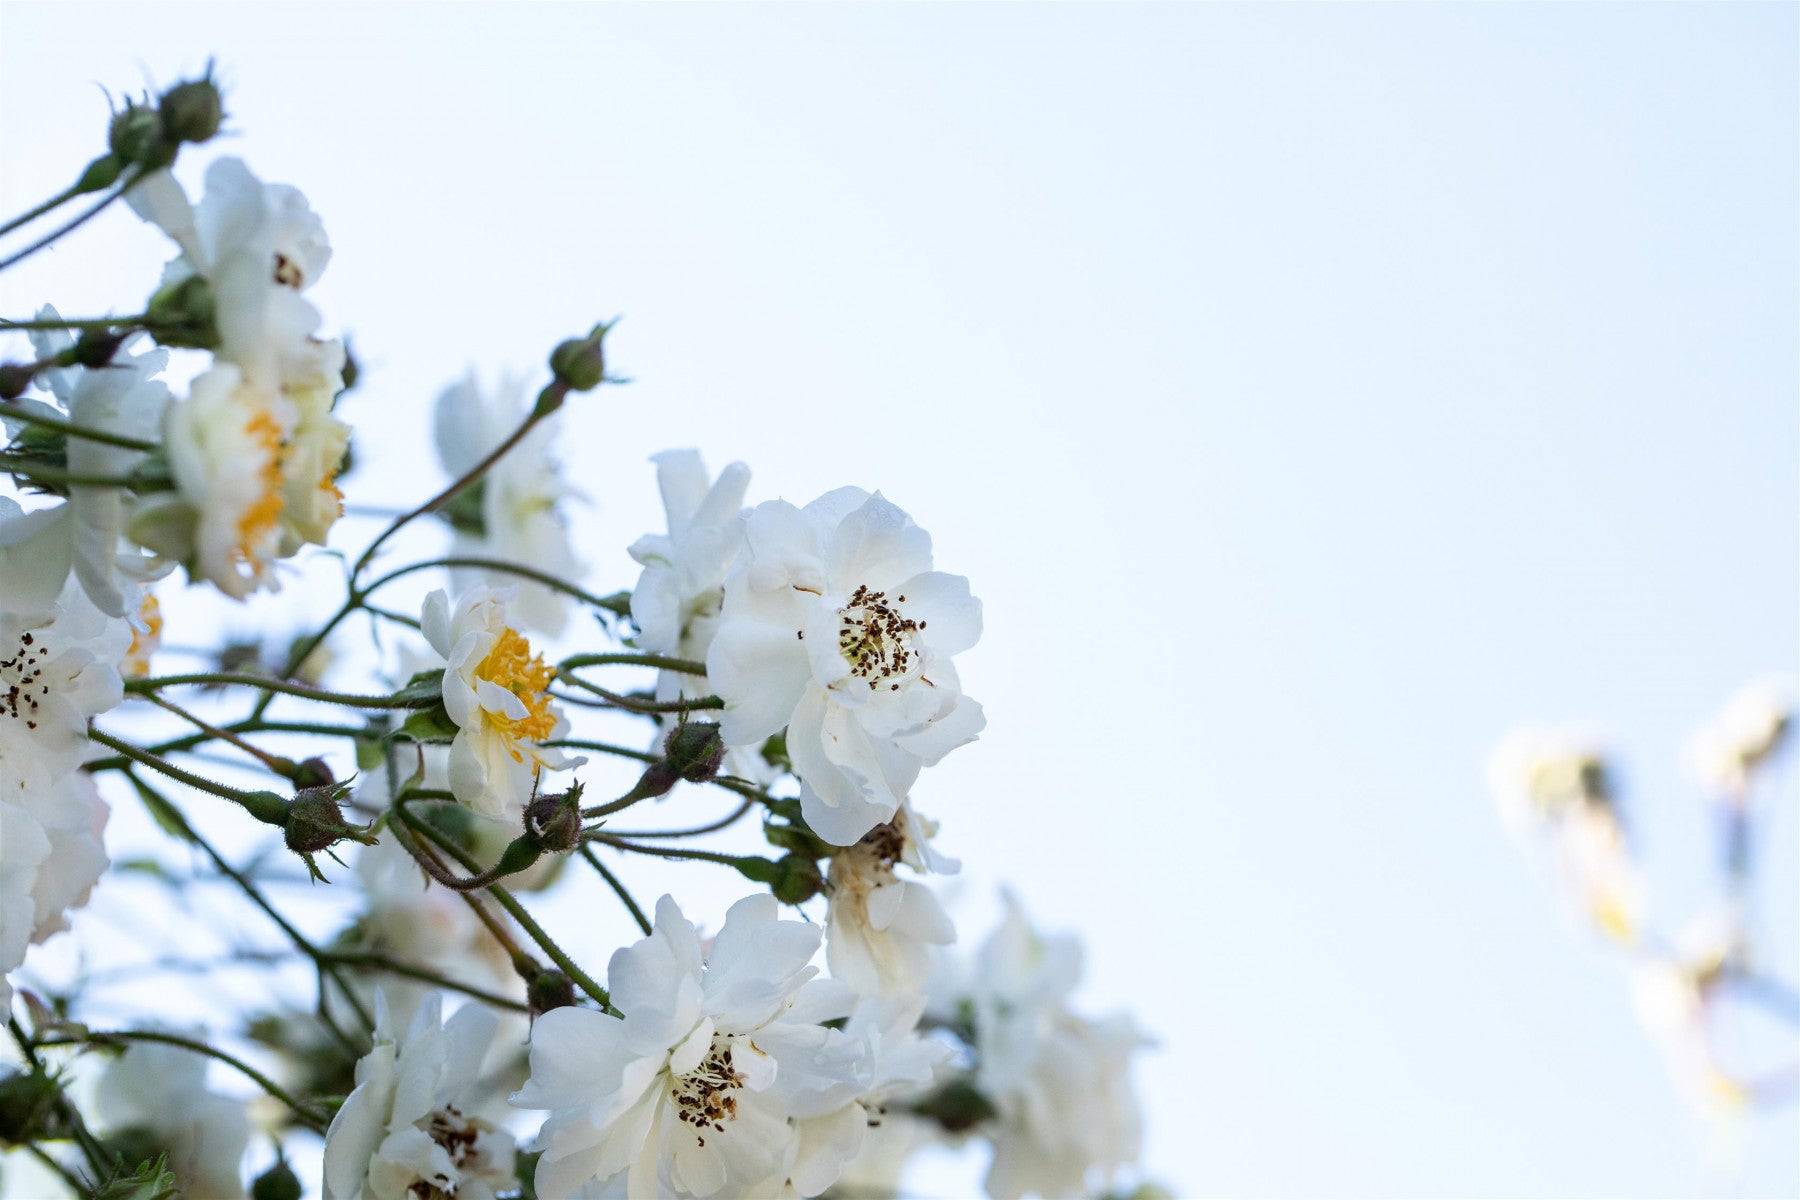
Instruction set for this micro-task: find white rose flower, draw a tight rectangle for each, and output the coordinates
[783,994,953,1197]
[421,587,578,821]
[129,158,349,594]
[0,308,174,618]
[626,450,772,784]
[511,894,862,1200]
[706,490,984,845]
[324,991,518,1200]
[96,1035,251,1200]
[1687,677,1793,799]
[433,373,583,635]
[825,801,957,999]
[932,894,1149,1200]
[0,577,129,798]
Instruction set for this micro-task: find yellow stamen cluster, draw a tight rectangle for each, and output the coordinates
[234,408,286,560]
[477,626,557,756]
[122,593,163,678]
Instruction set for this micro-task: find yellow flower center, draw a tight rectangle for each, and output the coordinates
[122,593,163,679]
[235,409,286,559]
[476,626,556,756]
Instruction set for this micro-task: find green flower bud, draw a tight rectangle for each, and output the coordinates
[663,721,725,784]
[0,363,34,402]
[108,102,174,172]
[525,783,583,855]
[770,852,824,905]
[291,756,336,790]
[251,1157,303,1200]
[548,324,610,392]
[68,329,127,369]
[912,1078,998,1134]
[0,1069,70,1147]
[527,969,577,1017]
[159,75,225,146]
[144,275,217,349]
[92,1153,181,1200]
[284,783,375,879]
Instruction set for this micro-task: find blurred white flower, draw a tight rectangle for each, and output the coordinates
[932,894,1149,1200]
[0,308,174,618]
[434,373,583,635]
[1630,913,1749,1117]
[825,801,957,999]
[1488,726,1645,943]
[1687,677,1793,800]
[707,490,984,845]
[783,993,953,1197]
[324,991,517,1200]
[0,578,128,798]
[512,894,861,1200]
[422,587,578,822]
[96,1035,251,1199]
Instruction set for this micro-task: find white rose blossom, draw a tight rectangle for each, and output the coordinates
[706,490,984,845]
[434,372,584,635]
[96,1035,252,1200]
[128,156,348,597]
[511,893,863,1200]
[324,991,518,1200]
[1687,677,1794,800]
[626,450,773,784]
[0,308,173,618]
[422,586,580,822]
[931,894,1150,1200]
[825,799,958,999]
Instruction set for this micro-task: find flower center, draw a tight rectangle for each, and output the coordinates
[0,629,47,732]
[837,585,920,692]
[122,594,163,679]
[235,408,286,560]
[476,626,556,750]
[671,1038,744,1145]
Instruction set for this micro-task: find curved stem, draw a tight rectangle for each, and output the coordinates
[363,556,625,615]
[34,1029,327,1132]
[579,844,652,935]
[86,727,278,814]
[608,797,756,840]
[0,174,139,273]
[0,400,158,451]
[145,694,298,777]
[126,672,423,709]
[584,832,743,866]
[557,668,722,714]
[398,805,610,1008]
[560,651,706,675]
[349,388,567,587]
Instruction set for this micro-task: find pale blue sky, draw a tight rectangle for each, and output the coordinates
[2,3,1795,1196]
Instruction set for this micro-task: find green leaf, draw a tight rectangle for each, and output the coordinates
[128,776,195,842]
[391,705,458,744]
[389,668,446,708]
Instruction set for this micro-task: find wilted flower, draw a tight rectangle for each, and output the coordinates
[825,801,957,999]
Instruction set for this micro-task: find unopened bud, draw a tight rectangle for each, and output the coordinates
[108,102,173,172]
[159,75,225,146]
[0,1070,68,1147]
[0,364,33,402]
[663,721,725,783]
[291,756,336,790]
[69,329,127,369]
[527,969,577,1017]
[770,853,824,905]
[525,783,583,855]
[913,1078,997,1134]
[251,1157,303,1200]
[284,783,374,866]
[144,274,217,349]
[548,325,609,392]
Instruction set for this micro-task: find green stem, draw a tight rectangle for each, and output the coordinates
[578,844,652,935]
[0,400,158,451]
[398,806,611,1008]
[0,314,149,332]
[85,727,281,815]
[0,174,140,273]
[608,797,756,839]
[584,833,744,866]
[323,951,528,1013]
[22,1144,85,1195]
[540,737,658,764]
[350,386,568,586]
[363,556,626,615]
[84,718,370,772]
[557,668,723,714]
[34,1029,326,1133]
[0,180,85,238]
[0,454,172,490]
[126,672,426,709]
[560,651,706,675]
